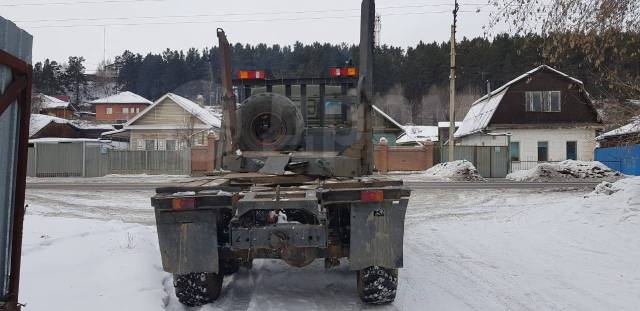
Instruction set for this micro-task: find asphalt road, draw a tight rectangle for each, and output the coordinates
[26,180,601,191]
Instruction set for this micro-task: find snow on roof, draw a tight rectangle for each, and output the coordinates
[29,114,71,137]
[70,120,114,130]
[472,65,583,108]
[38,94,70,109]
[455,88,508,138]
[397,125,439,144]
[454,65,586,138]
[89,91,152,105]
[437,121,463,128]
[126,93,221,128]
[597,117,640,140]
[372,105,403,129]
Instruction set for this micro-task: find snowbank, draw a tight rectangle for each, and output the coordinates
[420,160,484,181]
[507,160,623,182]
[20,216,170,311]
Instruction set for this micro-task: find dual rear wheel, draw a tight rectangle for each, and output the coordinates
[174,265,398,307]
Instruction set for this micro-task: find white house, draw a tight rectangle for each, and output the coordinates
[102,93,220,150]
[454,65,602,171]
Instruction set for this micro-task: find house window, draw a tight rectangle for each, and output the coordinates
[510,142,520,161]
[106,107,113,114]
[136,139,144,150]
[525,91,561,112]
[122,107,129,114]
[157,139,166,151]
[566,141,577,160]
[136,107,140,113]
[537,141,549,161]
[145,139,156,151]
[166,140,176,151]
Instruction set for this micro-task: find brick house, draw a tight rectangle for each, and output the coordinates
[455,65,602,171]
[89,91,152,123]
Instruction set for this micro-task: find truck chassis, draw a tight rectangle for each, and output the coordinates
[152,173,409,305]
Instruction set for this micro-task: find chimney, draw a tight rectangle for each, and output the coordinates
[486,80,491,95]
[195,94,205,107]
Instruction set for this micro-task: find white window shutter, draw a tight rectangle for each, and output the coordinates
[137,139,144,150]
[158,139,166,150]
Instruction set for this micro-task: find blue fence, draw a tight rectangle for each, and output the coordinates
[595,144,640,176]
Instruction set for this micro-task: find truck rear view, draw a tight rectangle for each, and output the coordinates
[151,0,412,306]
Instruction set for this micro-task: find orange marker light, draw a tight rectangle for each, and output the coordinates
[172,197,196,210]
[361,190,384,203]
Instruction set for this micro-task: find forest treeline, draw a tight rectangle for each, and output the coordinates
[33,32,640,124]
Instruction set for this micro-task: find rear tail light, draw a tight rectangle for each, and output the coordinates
[361,190,384,203]
[239,70,266,80]
[171,197,196,210]
[330,67,358,77]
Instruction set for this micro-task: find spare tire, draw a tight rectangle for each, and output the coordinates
[236,93,304,151]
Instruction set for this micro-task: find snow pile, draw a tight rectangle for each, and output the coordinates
[507,160,623,182]
[592,181,621,195]
[421,160,484,181]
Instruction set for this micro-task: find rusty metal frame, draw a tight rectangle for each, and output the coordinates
[0,47,32,311]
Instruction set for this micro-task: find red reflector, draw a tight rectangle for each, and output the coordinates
[172,197,196,210]
[329,67,357,77]
[361,190,384,203]
[239,70,266,80]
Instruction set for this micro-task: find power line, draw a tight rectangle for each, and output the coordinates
[26,10,492,29]
[0,0,165,7]
[16,3,484,23]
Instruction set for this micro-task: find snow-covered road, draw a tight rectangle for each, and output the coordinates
[20,178,640,311]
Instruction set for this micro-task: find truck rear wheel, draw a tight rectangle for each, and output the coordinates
[356,266,398,305]
[173,272,223,307]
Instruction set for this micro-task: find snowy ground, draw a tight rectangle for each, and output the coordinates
[20,178,640,311]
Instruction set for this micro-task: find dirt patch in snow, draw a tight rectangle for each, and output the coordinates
[507,160,623,182]
[420,160,484,181]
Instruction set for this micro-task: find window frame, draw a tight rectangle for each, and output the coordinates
[122,107,129,114]
[566,141,577,160]
[537,141,549,162]
[525,91,561,112]
[105,107,113,115]
[510,141,520,162]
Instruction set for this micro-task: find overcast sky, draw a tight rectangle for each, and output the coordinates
[3,0,505,72]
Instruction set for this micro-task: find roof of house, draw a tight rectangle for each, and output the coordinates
[126,93,221,128]
[29,114,70,137]
[30,114,115,138]
[397,125,439,145]
[372,105,403,129]
[455,65,586,138]
[597,117,640,140]
[89,91,153,105]
[38,94,71,109]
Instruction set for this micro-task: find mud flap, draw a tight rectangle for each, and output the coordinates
[349,200,408,270]
[155,209,219,274]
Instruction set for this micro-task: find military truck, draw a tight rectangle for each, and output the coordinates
[151,0,410,306]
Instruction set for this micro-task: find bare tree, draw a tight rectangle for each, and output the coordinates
[489,0,640,99]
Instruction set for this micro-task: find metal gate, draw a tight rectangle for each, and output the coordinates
[440,145,509,178]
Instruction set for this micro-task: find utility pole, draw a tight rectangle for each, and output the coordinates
[448,0,459,162]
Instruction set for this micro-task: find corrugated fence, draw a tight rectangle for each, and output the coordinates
[28,141,191,177]
[595,144,640,176]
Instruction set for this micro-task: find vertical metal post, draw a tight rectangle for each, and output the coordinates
[82,141,86,177]
[358,0,375,175]
[448,0,459,162]
[319,83,326,127]
[217,28,237,167]
[300,84,308,128]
